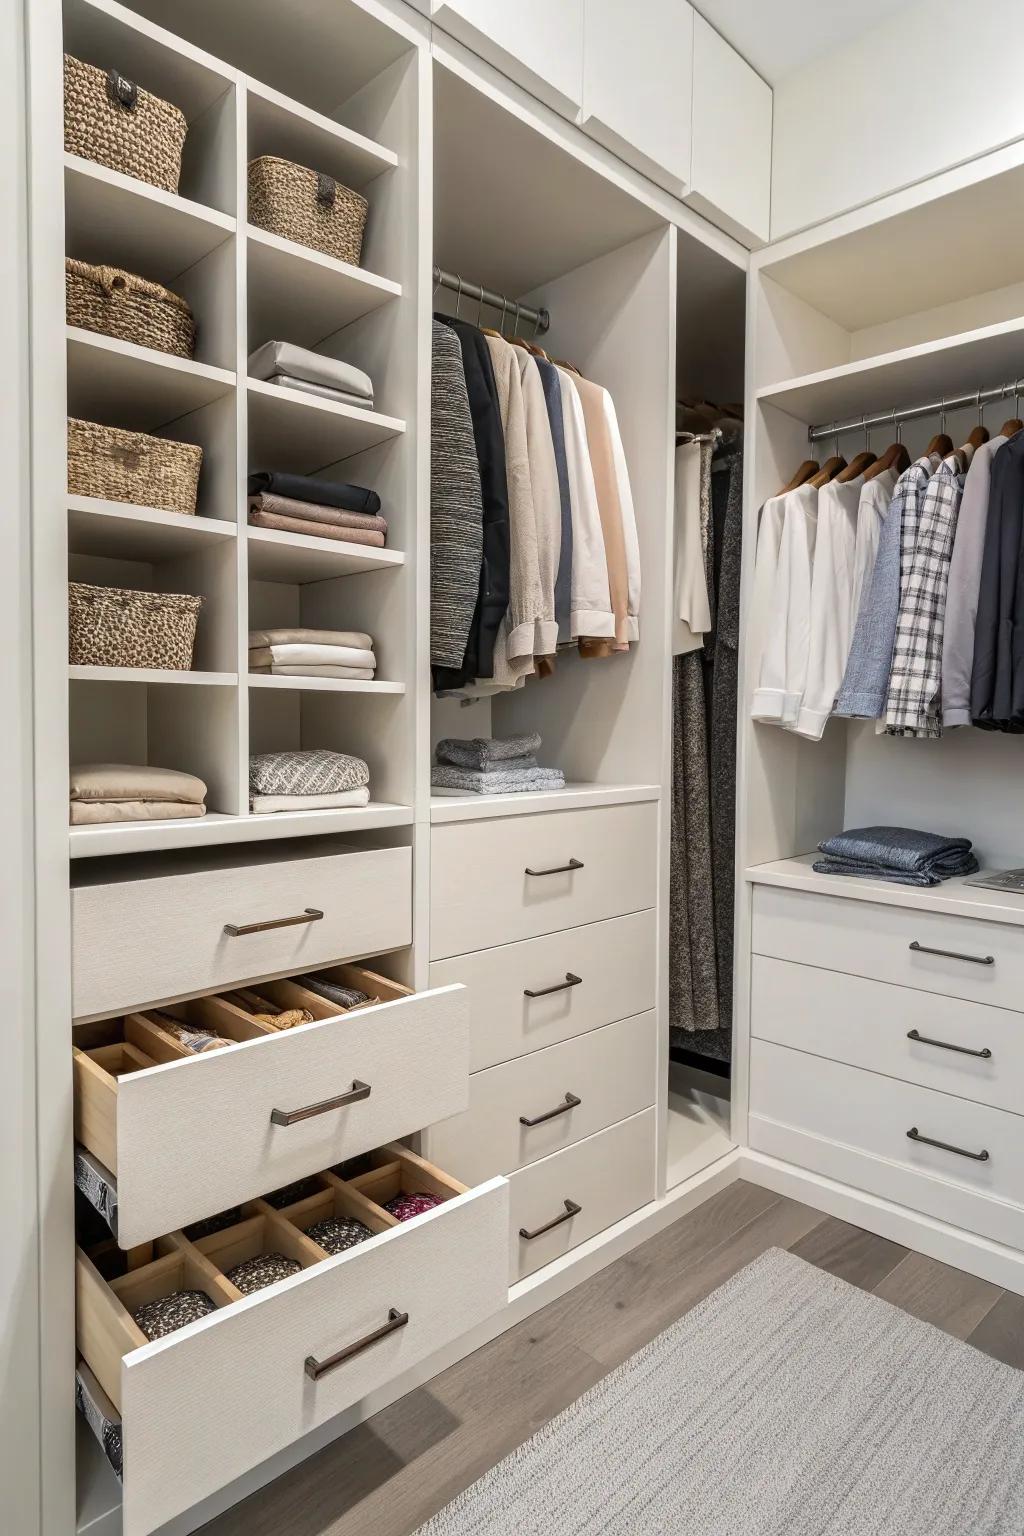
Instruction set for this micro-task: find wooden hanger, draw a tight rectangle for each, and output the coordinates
[809,455,846,487]
[776,459,819,495]
[836,450,877,483]
[864,442,911,480]
[965,424,990,449]
[1000,418,1023,438]
[927,432,954,457]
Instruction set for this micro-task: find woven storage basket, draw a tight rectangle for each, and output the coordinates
[248,155,368,265]
[68,419,203,516]
[69,581,204,670]
[64,54,187,195]
[66,259,196,359]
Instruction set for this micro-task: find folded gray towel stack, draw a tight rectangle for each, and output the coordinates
[812,825,979,887]
[432,734,564,795]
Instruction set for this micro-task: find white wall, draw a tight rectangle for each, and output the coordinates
[772,0,1024,237]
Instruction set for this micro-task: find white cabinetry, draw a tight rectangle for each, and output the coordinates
[687,14,771,245]
[429,0,584,118]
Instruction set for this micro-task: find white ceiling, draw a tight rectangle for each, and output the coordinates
[695,0,914,85]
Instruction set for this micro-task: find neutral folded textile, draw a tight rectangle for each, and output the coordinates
[249,748,369,797]
[812,826,979,885]
[251,787,371,813]
[247,471,381,516]
[431,764,566,794]
[249,494,388,536]
[247,341,373,399]
[263,377,374,409]
[249,507,386,547]
[249,664,375,680]
[249,643,375,669]
[249,626,373,650]
[70,800,206,824]
[70,762,206,805]
[294,975,371,1009]
[435,733,541,770]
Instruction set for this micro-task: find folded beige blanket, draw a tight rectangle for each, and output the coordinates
[249,643,375,669]
[71,800,206,824]
[248,493,387,535]
[70,762,207,805]
[250,787,371,814]
[249,665,375,679]
[249,507,386,547]
[249,627,373,649]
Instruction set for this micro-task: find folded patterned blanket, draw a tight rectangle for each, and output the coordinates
[250,787,371,814]
[431,764,565,794]
[249,643,375,670]
[249,749,369,797]
[247,341,373,400]
[435,734,542,770]
[815,826,977,878]
[248,495,388,536]
[249,507,386,547]
[247,471,381,515]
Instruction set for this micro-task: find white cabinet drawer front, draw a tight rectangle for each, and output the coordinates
[107,986,470,1248]
[431,1,584,118]
[430,803,657,959]
[509,1107,656,1283]
[424,1011,657,1185]
[429,909,656,1071]
[119,1178,509,1536]
[72,844,412,1018]
[752,885,1022,1012]
[752,956,1024,1116]
[581,0,693,191]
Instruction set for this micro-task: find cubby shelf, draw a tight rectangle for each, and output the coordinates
[429,783,662,824]
[66,329,236,431]
[246,525,404,582]
[245,78,398,191]
[247,226,401,348]
[68,496,236,560]
[68,665,238,686]
[247,377,405,467]
[68,801,415,859]
[247,675,405,694]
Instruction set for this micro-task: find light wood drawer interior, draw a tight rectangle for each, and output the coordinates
[429,802,658,960]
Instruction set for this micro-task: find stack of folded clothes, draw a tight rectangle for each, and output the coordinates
[248,470,387,547]
[431,733,566,795]
[812,826,979,887]
[70,763,207,824]
[249,747,370,814]
[248,626,376,680]
[248,340,375,410]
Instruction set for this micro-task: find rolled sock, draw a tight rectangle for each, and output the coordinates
[294,975,371,1009]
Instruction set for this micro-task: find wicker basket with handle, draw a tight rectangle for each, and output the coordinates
[69,582,205,671]
[248,155,368,265]
[66,259,196,358]
[68,419,203,516]
[64,54,187,194]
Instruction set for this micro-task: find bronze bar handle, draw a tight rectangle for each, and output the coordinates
[907,1127,990,1162]
[524,858,584,877]
[224,907,324,937]
[519,1198,582,1240]
[519,1092,582,1127]
[271,1080,371,1126]
[908,940,994,966]
[907,1029,992,1060]
[524,972,583,999]
[305,1308,408,1381]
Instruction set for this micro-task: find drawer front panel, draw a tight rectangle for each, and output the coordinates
[429,909,657,1071]
[509,1107,656,1283]
[429,803,658,959]
[112,985,469,1247]
[424,1011,657,1185]
[120,1178,509,1536]
[72,845,412,1019]
[752,955,1024,1115]
[752,884,1022,1013]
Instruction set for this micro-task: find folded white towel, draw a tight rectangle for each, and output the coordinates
[249,644,375,669]
[247,341,373,399]
[250,786,371,814]
[249,664,375,679]
[249,627,373,649]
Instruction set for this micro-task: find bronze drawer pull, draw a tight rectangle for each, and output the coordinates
[519,1092,582,1127]
[305,1308,408,1380]
[907,1029,992,1060]
[908,940,994,966]
[271,1080,371,1126]
[524,972,583,999]
[519,1198,582,1240]
[907,1127,990,1162]
[224,907,324,937]
[525,858,584,877]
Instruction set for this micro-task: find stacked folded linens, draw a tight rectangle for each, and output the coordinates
[249,747,370,814]
[249,626,376,680]
[248,340,374,410]
[70,763,207,824]
[812,826,979,887]
[248,470,386,547]
[431,733,565,795]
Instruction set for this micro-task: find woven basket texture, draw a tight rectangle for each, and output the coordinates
[69,581,204,670]
[64,53,187,194]
[66,259,196,358]
[68,418,203,515]
[248,155,368,265]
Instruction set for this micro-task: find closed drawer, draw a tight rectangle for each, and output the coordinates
[77,1146,509,1536]
[430,802,658,959]
[752,955,1024,1115]
[72,839,412,1019]
[509,1107,656,1282]
[423,1012,657,1185]
[428,909,657,1071]
[752,884,1023,1013]
[73,966,469,1247]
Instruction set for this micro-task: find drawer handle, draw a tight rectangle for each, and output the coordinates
[519,1092,582,1127]
[271,1080,371,1126]
[524,858,584,877]
[519,1198,582,1240]
[224,907,324,937]
[907,1029,992,1060]
[908,940,994,967]
[906,1127,990,1162]
[305,1308,409,1381]
[524,972,583,999]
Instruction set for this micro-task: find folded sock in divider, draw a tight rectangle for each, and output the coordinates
[248,471,381,516]
[251,787,371,814]
[435,734,542,769]
[249,748,369,797]
[247,341,374,400]
[294,975,371,1009]
[249,494,388,536]
[431,764,565,794]
[249,507,386,547]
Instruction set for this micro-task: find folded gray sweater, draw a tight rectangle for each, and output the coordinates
[812,825,978,886]
[431,764,565,794]
[435,733,542,769]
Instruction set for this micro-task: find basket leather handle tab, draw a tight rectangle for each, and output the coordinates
[106,69,138,111]
[316,172,337,208]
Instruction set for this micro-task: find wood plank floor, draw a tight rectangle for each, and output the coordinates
[200,1181,1019,1536]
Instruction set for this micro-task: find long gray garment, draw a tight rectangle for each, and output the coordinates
[535,359,573,642]
[430,320,484,670]
[669,650,718,1034]
[708,439,743,1036]
[942,434,1006,726]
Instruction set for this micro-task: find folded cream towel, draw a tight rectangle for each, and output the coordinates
[70,800,206,824]
[249,643,375,669]
[70,762,207,805]
[249,627,373,649]
[250,787,371,814]
[249,664,375,679]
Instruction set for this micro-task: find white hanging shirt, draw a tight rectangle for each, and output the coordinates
[745,491,788,705]
[793,473,866,740]
[673,439,713,655]
[750,482,818,725]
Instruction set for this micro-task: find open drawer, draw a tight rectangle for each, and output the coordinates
[77,1146,509,1536]
[73,966,470,1247]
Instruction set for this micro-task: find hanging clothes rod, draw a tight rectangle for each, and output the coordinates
[807,378,1024,444]
[432,266,550,336]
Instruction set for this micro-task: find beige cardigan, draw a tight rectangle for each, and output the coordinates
[483,335,543,684]
[571,374,633,649]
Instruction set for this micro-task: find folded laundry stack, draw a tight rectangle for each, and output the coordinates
[70,763,207,824]
[248,340,375,410]
[248,470,387,547]
[431,733,565,795]
[249,747,371,814]
[812,825,979,887]
[248,626,376,680]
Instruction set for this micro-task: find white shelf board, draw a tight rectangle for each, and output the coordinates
[69,665,238,686]
[759,316,1024,425]
[246,78,397,193]
[69,801,413,858]
[429,782,661,824]
[246,524,403,583]
[68,496,236,560]
[64,154,234,283]
[247,226,401,350]
[747,854,1024,931]
[66,328,235,432]
[666,1074,734,1191]
[248,674,405,694]
[247,378,404,471]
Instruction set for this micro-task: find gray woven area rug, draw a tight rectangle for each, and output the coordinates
[415,1247,1024,1535]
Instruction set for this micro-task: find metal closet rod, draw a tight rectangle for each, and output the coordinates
[433,266,550,336]
[807,378,1024,444]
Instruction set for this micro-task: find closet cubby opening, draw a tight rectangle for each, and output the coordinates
[248,684,411,813]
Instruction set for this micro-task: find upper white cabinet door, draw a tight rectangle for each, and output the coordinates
[687,15,772,246]
[430,1,585,119]
[580,0,693,194]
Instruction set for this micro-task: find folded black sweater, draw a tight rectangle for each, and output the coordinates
[247,471,381,516]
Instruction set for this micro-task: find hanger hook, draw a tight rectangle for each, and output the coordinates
[531,306,542,340]
[454,274,463,320]
[977,388,983,427]
[476,282,484,327]
[940,396,946,436]
[863,413,869,453]
[432,266,441,301]
[498,294,508,337]
[512,300,521,339]
[832,421,839,461]
[1016,379,1021,421]
[893,407,902,447]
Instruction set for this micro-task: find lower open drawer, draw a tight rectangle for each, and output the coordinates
[77,1145,509,1536]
